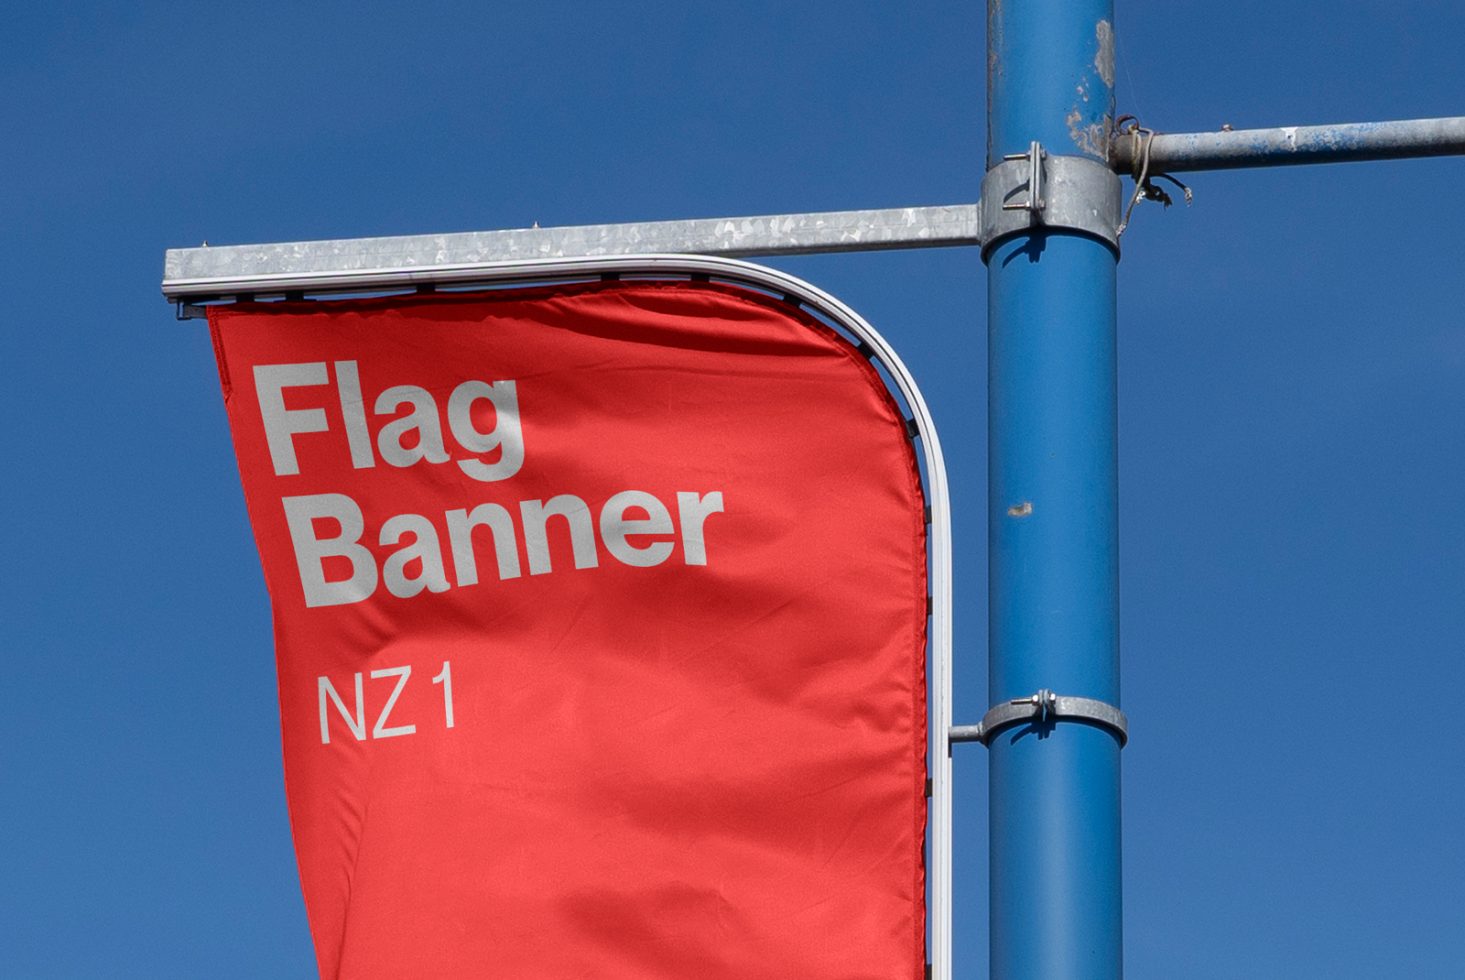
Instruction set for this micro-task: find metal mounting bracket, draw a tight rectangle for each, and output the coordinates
[950,689,1128,747]
[980,143,1123,256]
[1001,141,1048,213]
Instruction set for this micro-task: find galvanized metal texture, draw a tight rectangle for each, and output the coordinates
[950,689,1128,747]
[161,205,981,301]
[1110,116,1465,173]
[980,149,1123,254]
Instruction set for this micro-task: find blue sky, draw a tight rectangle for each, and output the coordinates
[4,2,1463,976]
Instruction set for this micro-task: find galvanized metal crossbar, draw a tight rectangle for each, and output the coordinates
[162,116,1465,306]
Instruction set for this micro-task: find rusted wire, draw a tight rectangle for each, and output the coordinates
[1115,119,1192,238]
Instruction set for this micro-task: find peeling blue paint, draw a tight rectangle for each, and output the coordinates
[988,0,1115,164]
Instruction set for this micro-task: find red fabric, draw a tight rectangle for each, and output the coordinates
[209,280,927,979]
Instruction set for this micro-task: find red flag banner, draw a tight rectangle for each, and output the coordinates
[209,278,928,978]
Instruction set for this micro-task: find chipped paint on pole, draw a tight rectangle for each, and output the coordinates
[988,0,1115,166]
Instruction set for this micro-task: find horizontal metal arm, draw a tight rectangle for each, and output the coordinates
[162,118,1465,303]
[161,204,980,301]
[1110,116,1465,173]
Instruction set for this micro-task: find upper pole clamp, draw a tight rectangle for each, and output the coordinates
[980,141,1123,257]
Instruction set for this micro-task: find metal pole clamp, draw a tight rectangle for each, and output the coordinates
[980,142,1124,257]
[950,689,1129,747]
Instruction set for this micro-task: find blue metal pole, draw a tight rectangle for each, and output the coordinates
[985,1,1123,978]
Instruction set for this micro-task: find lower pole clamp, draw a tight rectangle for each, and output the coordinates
[950,689,1128,747]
